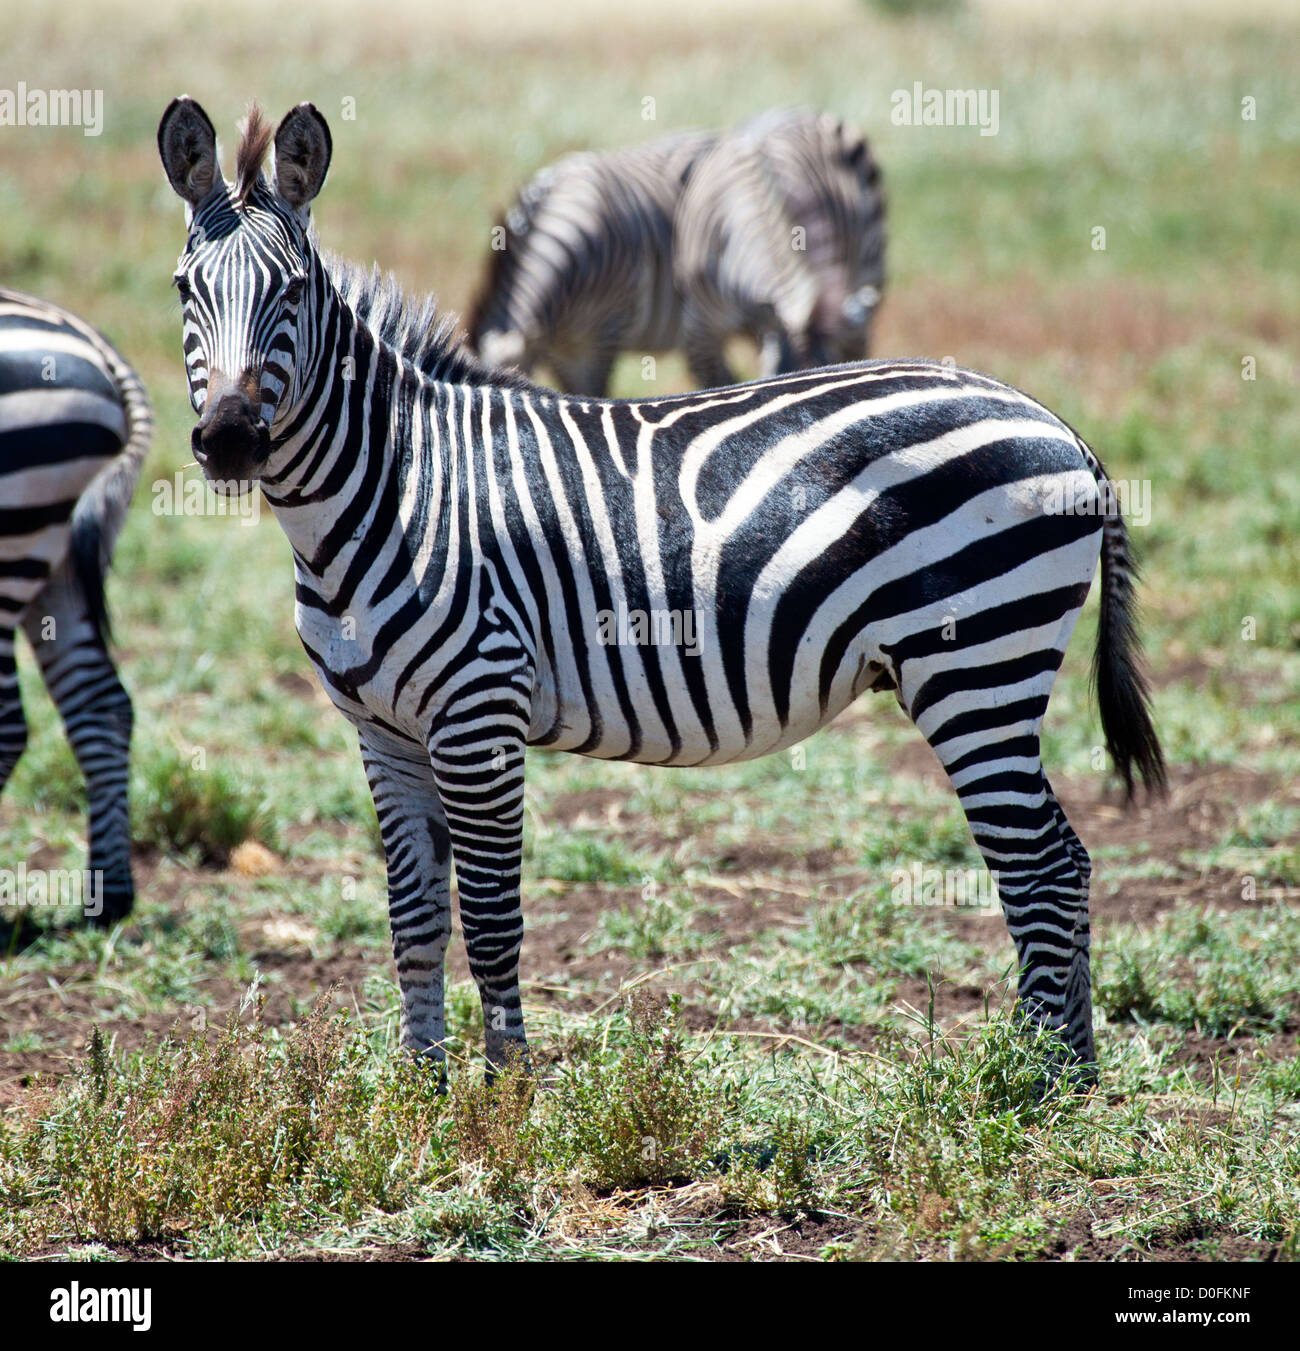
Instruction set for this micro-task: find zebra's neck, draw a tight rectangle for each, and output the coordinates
[257,259,454,609]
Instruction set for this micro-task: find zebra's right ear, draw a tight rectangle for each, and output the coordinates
[158,97,222,207]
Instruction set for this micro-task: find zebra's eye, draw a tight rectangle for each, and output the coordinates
[283,277,305,306]
[174,275,192,302]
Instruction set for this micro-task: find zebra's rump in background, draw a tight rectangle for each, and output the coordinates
[0,288,151,926]
[466,128,718,395]
[673,106,886,387]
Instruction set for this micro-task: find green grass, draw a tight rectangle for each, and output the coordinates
[0,0,1297,1260]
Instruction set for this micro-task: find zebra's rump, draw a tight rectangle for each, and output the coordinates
[0,289,144,616]
[0,292,130,540]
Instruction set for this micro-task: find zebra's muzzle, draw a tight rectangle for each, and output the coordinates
[193,380,271,490]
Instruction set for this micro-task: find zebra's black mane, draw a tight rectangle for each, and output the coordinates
[320,249,530,389]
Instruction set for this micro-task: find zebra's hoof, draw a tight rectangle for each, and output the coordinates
[87,887,134,928]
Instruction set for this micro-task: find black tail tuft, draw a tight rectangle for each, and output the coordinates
[1091,471,1167,802]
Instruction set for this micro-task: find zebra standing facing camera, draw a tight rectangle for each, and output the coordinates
[159,96,1164,1086]
[0,289,151,927]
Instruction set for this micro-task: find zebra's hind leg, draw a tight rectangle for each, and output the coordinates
[358,726,454,1080]
[429,732,529,1080]
[23,576,134,926]
[923,720,1096,1087]
[1044,774,1096,1083]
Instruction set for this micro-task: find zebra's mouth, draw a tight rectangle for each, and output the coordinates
[193,386,272,489]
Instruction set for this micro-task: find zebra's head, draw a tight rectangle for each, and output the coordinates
[158,97,332,489]
[803,281,883,369]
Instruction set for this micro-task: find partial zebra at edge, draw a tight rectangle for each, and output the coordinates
[0,287,151,927]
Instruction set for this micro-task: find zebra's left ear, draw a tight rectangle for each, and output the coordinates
[273,103,332,216]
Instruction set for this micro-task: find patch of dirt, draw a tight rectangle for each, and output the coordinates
[1042,1211,1280,1262]
[713,1213,853,1260]
[549,788,632,828]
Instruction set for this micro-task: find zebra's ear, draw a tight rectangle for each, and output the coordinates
[158,97,222,207]
[273,103,332,215]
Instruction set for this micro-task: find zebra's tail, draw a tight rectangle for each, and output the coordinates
[70,337,153,647]
[1082,442,1167,802]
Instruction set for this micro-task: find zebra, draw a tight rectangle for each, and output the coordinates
[467,108,884,396]
[0,288,152,927]
[673,106,886,388]
[158,98,1165,1085]
[466,126,718,395]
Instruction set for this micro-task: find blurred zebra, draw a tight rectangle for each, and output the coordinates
[467,108,884,394]
[466,127,717,395]
[0,288,151,926]
[674,107,886,387]
[160,98,1165,1086]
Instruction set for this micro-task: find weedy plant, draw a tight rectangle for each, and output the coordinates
[132,745,271,864]
[548,992,726,1190]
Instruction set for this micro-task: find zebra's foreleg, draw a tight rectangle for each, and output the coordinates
[358,727,453,1071]
[23,579,134,925]
[548,346,619,399]
[429,731,529,1078]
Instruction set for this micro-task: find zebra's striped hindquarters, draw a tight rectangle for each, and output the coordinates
[0,289,151,925]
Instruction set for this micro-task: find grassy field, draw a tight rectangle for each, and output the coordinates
[1,0,1298,1261]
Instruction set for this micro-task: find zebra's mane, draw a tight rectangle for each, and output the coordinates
[321,250,529,388]
[235,105,274,207]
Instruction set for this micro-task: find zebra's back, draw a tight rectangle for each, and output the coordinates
[474,360,1102,766]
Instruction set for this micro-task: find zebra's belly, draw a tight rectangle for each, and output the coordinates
[528,613,890,768]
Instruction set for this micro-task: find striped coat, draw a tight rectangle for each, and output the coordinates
[467,128,718,394]
[468,108,885,394]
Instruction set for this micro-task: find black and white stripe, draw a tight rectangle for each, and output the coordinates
[161,99,1165,1084]
[0,288,151,925]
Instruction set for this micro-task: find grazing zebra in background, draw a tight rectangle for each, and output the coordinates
[673,106,886,388]
[159,98,1165,1085]
[0,288,151,926]
[466,127,718,395]
[468,109,884,396]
